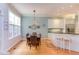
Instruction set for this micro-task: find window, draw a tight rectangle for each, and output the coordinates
[9,10,21,39]
[9,11,14,24]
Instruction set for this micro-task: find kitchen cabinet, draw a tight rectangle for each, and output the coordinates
[48,19,64,28]
[48,33,79,52]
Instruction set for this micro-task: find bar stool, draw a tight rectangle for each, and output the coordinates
[60,38,64,54]
[63,38,71,54]
[56,37,63,54]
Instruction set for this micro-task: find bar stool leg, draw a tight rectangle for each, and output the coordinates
[68,40,71,55]
[62,38,64,54]
[58,38,61,54]
[63,40,66,54]
[56,38,58,54]
[56,38,59,54]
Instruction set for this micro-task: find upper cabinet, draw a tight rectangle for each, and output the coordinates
[75,15,79,34]
[48,14,79,34]
[64,14,76,25]
[48,18,65,33]
[64,14,76,34]
[65,19,75,24]
[48,18,64,28]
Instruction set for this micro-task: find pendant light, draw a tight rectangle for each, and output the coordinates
[29,10,40,30]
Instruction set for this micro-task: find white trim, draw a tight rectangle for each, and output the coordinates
[7,39,22,52]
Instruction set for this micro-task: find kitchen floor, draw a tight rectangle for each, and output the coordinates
[9,38,79,55]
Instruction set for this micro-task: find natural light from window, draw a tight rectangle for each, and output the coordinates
[9,10,21,39]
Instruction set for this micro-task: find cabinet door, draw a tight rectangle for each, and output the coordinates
[66,19,75,24]
[48,19,53,28]
[48,19,64,28]
[75,16,79,34]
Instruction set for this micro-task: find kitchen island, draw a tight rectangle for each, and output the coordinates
[48,33,79,52]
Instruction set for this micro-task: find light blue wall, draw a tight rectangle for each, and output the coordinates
[21,16,51,38]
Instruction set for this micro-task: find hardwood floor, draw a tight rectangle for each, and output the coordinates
[10,38,79,55]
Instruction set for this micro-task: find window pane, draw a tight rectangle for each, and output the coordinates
[17,17,21,26]
[9,11,14,24]
[14,15,18,25]
[9,10,21,39]
[14,15,21,26]
[13,25,18,36]
[9,24,13,38]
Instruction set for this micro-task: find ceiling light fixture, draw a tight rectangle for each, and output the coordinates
[28,10,40,30]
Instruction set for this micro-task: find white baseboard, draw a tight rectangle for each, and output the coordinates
[8,36,22,52]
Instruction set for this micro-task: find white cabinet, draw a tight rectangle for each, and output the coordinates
[48,19,53,28]
[48,19,65,33]
[48,33,79,52]
[65,19,75,24]
[75,15,79,34]
[48,19,64,28]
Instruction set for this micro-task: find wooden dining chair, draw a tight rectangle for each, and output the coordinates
[37,34,41,46]
[30,35,38,49]
[26,33,31,46]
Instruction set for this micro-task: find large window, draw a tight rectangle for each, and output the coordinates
[9,10,21,39]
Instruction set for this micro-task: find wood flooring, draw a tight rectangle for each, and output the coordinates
[9,38,79,55]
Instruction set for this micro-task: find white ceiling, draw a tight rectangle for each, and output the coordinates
[11,3,79,17]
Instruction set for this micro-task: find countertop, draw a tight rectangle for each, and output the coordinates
[48,32,79,35]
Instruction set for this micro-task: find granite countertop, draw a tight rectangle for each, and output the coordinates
[48,32,79,35]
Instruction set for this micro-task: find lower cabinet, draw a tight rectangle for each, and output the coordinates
[48,33,79,52]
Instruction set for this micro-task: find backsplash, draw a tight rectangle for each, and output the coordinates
[48,28,63,33]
